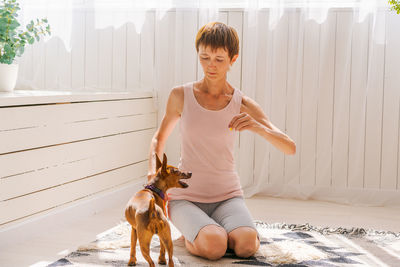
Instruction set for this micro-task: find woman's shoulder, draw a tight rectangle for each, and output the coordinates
[170,85,184,96]
[170,82,190,100]
[168,86,184,107]
[239,92,261,113]
[168,83,192,113]
[171,81,196,98]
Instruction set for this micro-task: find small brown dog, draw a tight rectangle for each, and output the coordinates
[125,153,191,267]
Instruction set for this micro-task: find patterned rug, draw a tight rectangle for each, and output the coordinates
[48,221,400,267]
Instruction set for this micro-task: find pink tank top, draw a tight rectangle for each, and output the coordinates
[167,81,244,203]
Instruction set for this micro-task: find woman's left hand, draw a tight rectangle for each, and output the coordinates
[228,112,264,133]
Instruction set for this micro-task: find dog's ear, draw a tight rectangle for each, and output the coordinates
[162,153,168,173]
[156,153,162,171]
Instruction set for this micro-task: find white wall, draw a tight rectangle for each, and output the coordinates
[15,8,400,206]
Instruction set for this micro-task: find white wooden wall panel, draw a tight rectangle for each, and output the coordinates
[182,10,199,84]
[154,10,172,107]
[165,11,179,164]
[253,11,271,190]
[170,11,183,165]
[126,13,141,90]
[332,12,352,188]
[0,93,156,227]
[0,98,154,128]
[316,12,335,187]
[174,12,184,86]
[59,37,73,90]
[348,15,369,188]
[239,10,256,188]
[285,11,303,186]
[71,10,86,89]
[364,12,386,189]
[45,38,59,90]
[0,162,147,225]
[155,11,177,165]
[269,13,289,185]
[0,130,152,201]
[301,18,320,186]
[227,11,243,91]
[0,99,155,154]
[85,11,98,89]
[0,113,155,155]
[16,45,33,88]
[31,40,46,89]
[382,13,400,190]
[0,126,154,180]
[141,12,155,90]
[112,16,127,91]
[98,20,113,90]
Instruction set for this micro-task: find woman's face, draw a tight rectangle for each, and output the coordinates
[198,44,238,80]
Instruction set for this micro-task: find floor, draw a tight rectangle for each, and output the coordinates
[1,195,399,267]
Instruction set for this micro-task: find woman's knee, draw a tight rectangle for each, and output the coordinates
[228,227,259,258]
[193,225,228,260]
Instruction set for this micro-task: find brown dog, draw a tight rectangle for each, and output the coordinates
[125,153,191,267]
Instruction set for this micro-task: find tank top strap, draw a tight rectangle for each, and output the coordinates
[230,87,243,114]
[181,82,194,116]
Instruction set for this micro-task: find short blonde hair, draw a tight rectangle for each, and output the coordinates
[195,22,239,61]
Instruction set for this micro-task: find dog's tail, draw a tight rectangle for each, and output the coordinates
[149,197,157,220]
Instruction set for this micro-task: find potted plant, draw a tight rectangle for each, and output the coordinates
[0,0,50,92]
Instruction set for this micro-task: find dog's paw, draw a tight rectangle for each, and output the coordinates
[128,258,137,266]
[158,257,167,265]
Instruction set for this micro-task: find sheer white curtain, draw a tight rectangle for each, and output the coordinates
[16,0,400,206]
[235,0,398,207]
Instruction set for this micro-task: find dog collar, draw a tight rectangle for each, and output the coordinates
[145,184,165,200]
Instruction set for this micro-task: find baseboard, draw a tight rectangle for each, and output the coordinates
[0,178,145,248]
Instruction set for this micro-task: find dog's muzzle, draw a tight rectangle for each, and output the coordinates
[179,172,192,188]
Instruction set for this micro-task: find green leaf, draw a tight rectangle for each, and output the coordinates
[4,43,12,53]
[27,21,33,30]
[389,0,400,14]
[0,17,9,24]
[9,19,20,30]
[16,45,23,56]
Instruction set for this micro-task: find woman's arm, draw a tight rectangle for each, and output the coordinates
[148,87,184,180]
[229,95,296,155]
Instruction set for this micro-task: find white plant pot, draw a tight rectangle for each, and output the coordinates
[0,63,19,92]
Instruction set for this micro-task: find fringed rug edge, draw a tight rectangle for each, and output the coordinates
[254,220,400,237]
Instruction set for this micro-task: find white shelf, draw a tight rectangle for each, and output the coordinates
[0,90,154,107]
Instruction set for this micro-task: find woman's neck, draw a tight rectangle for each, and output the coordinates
[199,78,231,97]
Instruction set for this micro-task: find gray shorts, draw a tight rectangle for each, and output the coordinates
[167,196,258,243]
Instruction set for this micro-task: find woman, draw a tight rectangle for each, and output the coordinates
[148,22,296,260]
